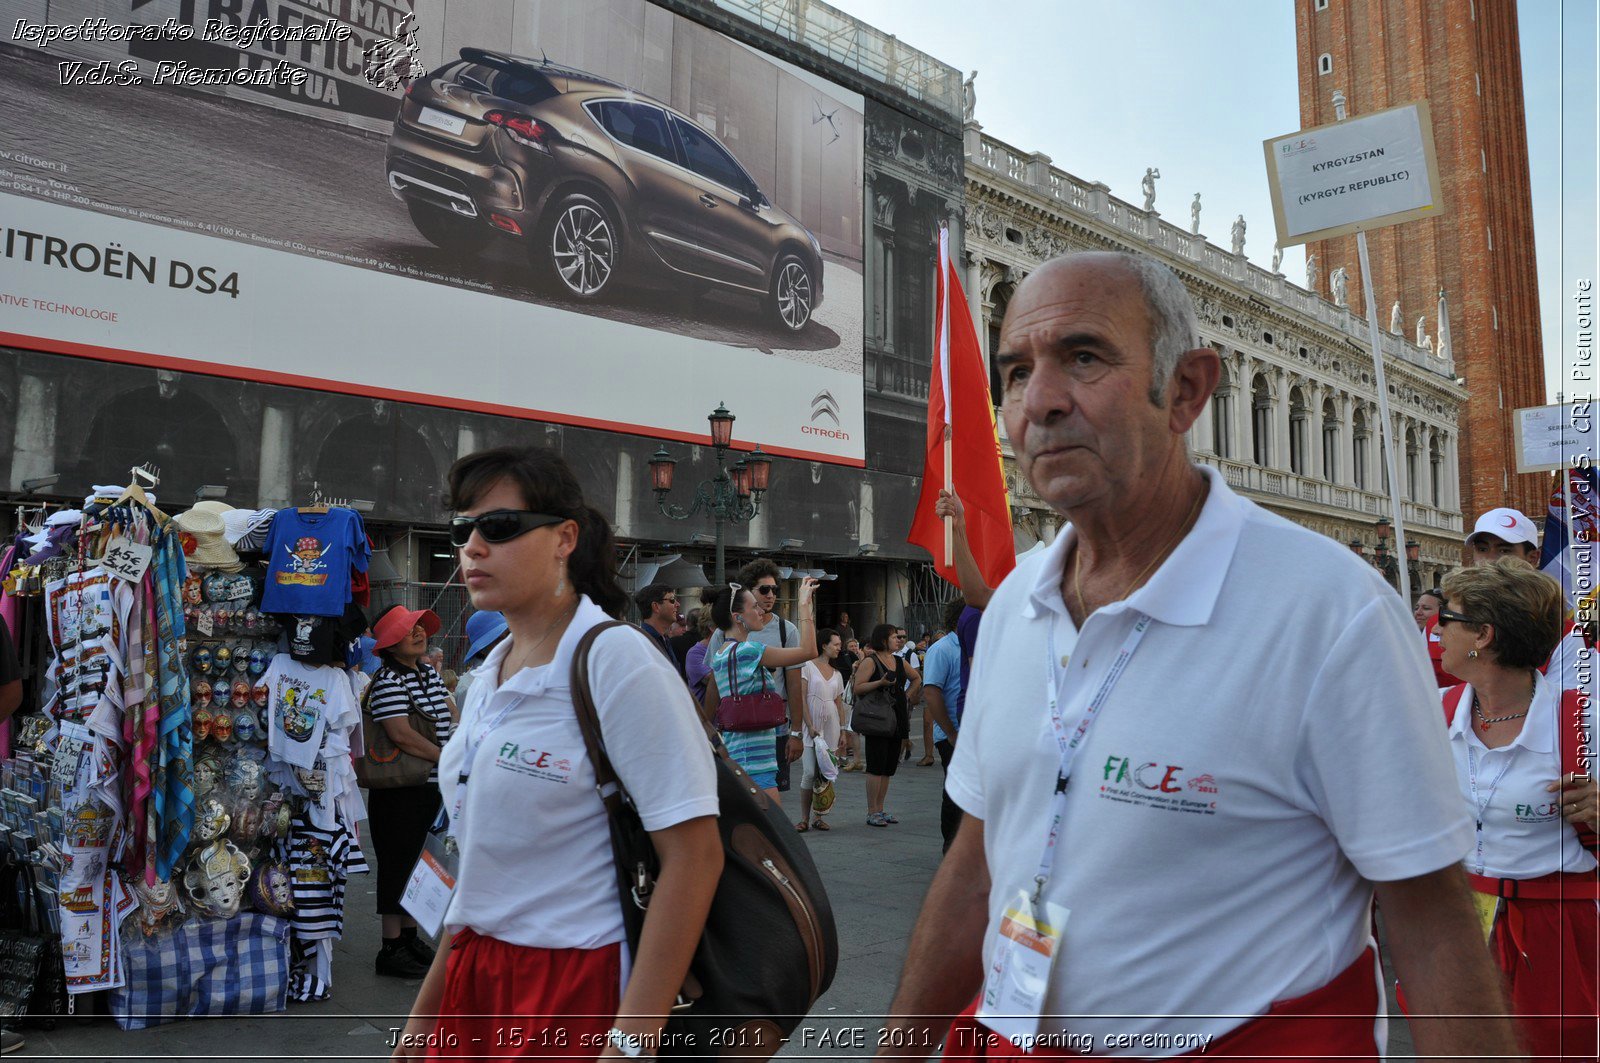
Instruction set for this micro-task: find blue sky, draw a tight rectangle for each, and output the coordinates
[829,0,1596,402]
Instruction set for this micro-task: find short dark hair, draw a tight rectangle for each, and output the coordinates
[868,623,897,652]
[737,558,781,586]
[634,582,674,615]
[445,446,627,617]
[816,627,839,651]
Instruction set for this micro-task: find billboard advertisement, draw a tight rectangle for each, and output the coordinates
[0,0,866,464]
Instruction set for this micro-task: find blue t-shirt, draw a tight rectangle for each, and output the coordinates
[921,632,963,743]
[261,507,370,617]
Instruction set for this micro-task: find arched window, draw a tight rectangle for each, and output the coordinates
[1352,408,1369,491]
[1211,361,1233,459]
[986,282,1013,408]
[1288,386,1308,475]
[1429,433,1443,507]
[80,385,240,499]
[1251,374,1272,467]
[1321,397,1339,482]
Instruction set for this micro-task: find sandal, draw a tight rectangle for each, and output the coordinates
[917,756,935,766]
[795,821,809,832]
[867,813,887,827]
[881,812,899,824]
[811,819,830,831]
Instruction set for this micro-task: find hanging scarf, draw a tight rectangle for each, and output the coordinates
[149,519,193,880]
[117,522,157,882]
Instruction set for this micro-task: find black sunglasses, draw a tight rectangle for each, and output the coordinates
[1435,609,1480,627]
[450,509,565,547]
[754,584,779,595]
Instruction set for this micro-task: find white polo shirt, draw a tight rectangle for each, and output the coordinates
[438,596,719,949]
[1446,672,1598,878]
[947,466,1473,1055]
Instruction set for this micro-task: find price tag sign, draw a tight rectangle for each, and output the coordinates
[100,537,152,583]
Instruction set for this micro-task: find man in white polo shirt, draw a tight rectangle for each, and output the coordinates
[877,252,1517,1058]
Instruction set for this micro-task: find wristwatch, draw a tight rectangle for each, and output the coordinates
[606,1028,648,1058]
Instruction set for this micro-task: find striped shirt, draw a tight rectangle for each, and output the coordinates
[367,662,455,784]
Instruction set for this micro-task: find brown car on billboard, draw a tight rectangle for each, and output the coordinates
[385,48,826,333]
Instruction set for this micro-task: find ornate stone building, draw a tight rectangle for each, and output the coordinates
[962,121,1469,592]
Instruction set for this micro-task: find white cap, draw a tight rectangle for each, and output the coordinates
[1466,507,1539,547]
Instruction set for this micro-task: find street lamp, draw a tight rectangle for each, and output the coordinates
[648,403,773,584]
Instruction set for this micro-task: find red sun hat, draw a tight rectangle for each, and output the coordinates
[372,606,441,651]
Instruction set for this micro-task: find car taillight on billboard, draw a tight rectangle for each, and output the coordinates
[485,110,549,151]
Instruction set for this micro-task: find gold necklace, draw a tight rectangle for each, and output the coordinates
[1074,486,1205,617]
[504,600,578,676]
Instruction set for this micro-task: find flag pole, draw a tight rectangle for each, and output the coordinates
[938,226,954,568]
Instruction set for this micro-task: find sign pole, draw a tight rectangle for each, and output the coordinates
[1332,90,1411,605]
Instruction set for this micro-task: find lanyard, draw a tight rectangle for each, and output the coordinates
[1031,611,1153,904]
[447,690,520,839]
[1465,740,1516,877]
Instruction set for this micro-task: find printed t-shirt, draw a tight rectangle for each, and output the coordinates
[948,466,1473,1054]
[281,601,367,666]
[1446,673,1599,878]
[437,596,718,949]
[263,655,356,770]
[920,631,962,743]
[367,663,455,785]
[261,508,370,617]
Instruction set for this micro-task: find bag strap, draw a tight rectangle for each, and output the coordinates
[1442,683,1467,724]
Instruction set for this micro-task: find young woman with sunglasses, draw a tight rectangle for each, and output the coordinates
[392,447,722,1061]
[1434,559,1597,1060]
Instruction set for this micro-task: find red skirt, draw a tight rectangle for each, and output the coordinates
[423,929,622,1059]
[1489,896,1599,1062]
[943,946,1381,1061]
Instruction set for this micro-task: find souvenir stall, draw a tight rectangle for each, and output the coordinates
[0,471,373,1028]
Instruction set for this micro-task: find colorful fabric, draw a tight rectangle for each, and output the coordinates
[149,521,193,881]
[111,912,291,1030]
[720,726,780,790]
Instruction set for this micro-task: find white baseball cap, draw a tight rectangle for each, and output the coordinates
[1466,507,1539,547]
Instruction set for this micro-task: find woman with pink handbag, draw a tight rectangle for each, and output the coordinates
[703,578,819,810]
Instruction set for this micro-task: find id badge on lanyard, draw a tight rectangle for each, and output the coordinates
[975,612,1151,1048]
[400,694,516,935]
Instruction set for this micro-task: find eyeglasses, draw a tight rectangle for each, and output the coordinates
[449,509,565,547]
[755,585,778,596]
[1435,609,1480,627]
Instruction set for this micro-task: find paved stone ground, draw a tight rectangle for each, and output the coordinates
[0,47,862,367]
[11,703,1422,1060]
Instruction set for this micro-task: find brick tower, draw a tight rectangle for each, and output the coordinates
[1295,0,1546,523]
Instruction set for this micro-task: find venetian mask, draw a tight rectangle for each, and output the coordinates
[191,645,214,675]
[229,801,262,841]
[211,711,234,743]
[231,643,250,673]
[248,862,294,916]
[251,683,268,709]
[213,645,232,673]
[191,680,213,708]
[183,575,204,605]
[132,877,184,935]
[247,648,269,677]
[194,796,231,842]
[192,707,214,742]
[181,840,250,919]
[193,754,222,795]
[234,710,258,743]
[227,758,264,802]
[243,607,261,634]
[230,679,250,710]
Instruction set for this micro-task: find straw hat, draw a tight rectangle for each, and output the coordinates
[174,509,244,572]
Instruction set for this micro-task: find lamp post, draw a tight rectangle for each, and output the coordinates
[646,403,773,584]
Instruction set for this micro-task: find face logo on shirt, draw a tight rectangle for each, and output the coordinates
[1099,755,1218,815]
[494,741,574,785]
[1515,801,1561,823]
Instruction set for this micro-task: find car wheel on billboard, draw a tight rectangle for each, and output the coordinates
[539,192,619,300]
[769,253,813,333]
[405,201,491,256]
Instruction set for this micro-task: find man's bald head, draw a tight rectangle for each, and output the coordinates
[1007,252,1200,405]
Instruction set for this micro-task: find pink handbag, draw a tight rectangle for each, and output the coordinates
[715,646,787,732]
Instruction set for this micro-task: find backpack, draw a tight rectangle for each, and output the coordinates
[1443,683,1597,854]
[571,622,837,1057]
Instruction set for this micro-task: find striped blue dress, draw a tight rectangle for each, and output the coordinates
[712,640,781,789]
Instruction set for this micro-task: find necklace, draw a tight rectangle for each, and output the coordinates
[1471,674,1536,730]
[1073,484,1206,617]
[503,600,578,677]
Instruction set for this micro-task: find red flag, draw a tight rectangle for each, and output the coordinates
[907,228,1015,591]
